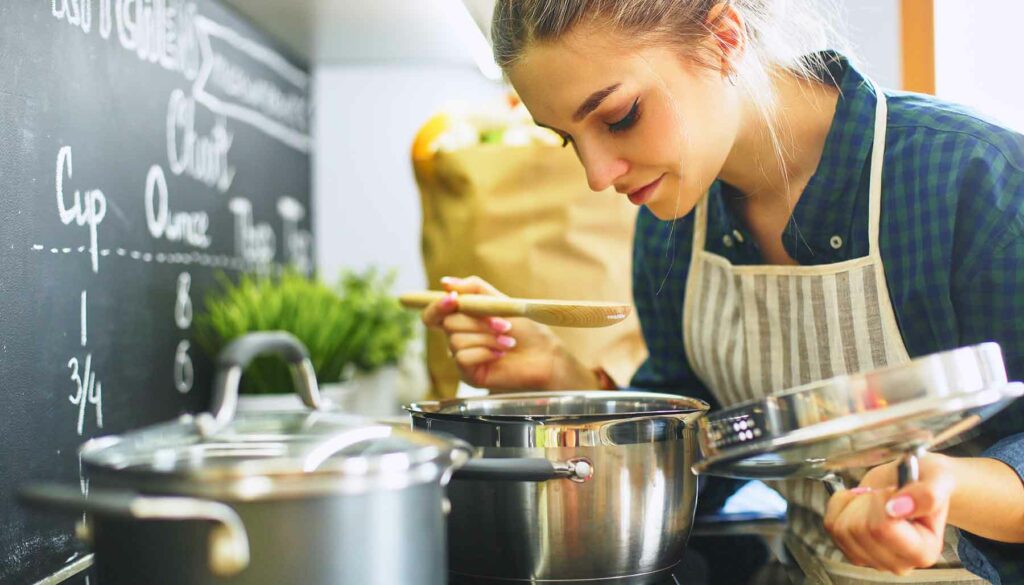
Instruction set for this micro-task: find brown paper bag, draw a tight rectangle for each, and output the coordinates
[414,144,648,398]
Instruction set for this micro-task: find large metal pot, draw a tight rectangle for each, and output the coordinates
[408,391,709,584]
[22,332,468,585]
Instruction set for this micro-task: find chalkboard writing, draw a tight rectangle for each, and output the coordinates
[0,1,312,582]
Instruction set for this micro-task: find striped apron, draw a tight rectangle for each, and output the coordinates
[682,82,988,584]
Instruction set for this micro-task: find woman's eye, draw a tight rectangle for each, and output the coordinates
[608,98,640,133]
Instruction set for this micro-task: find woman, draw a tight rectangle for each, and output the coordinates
[421,1,1024,583]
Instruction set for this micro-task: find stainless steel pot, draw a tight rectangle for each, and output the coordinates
[22,332,469,585]
[407,391,709,584]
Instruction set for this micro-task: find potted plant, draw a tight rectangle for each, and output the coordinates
[195,268,418,415]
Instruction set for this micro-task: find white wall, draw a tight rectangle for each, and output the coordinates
[313,66,503,290]
[934,0,1024,132]
[835,0,901,89]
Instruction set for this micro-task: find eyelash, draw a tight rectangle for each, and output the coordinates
[608,98,641,133]
[557,98,642,148]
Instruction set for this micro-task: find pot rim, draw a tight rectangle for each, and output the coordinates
[406,390,709,424]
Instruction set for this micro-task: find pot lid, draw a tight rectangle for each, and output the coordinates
[694,343,1024,481]
[78,332,467,499]
[407,390,708,422]
[81,411,464,499]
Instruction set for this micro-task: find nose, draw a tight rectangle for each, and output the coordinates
[577,141,629,193]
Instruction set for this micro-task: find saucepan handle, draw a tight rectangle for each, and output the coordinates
[20,484,250,577]
[206,331,321,434]
[820,448,923,496]
[454,457,594,483]
[896,448,922,488]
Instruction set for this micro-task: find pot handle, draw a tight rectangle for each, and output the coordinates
[453,457,594,483]
[20,484,250,577]
[206,332,321,434]
[820,448,922,496]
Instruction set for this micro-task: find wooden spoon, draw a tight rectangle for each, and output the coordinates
[399,291,631,328]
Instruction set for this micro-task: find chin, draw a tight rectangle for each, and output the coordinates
[645,192,699,221]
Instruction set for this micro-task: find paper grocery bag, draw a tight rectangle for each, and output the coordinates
[414,144,648,398]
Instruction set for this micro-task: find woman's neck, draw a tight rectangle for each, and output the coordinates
[717,70,841,262]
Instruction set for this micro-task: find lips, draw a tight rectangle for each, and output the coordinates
[625,174,665,206]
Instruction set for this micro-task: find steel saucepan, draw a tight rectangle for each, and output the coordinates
[22,332,469,585]
[408,390,709,584]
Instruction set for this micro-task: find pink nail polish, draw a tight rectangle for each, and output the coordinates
[492,350,506,358]
[497,335,517,349]
[442,291,458,308]
[885,496,915,518]
[850,487,872,495]
[490,318,512,333]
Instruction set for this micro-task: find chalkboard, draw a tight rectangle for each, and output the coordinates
[0,1,312,582]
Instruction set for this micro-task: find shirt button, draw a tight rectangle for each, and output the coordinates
[723,235,735,248]
[732,229,745,243]
[830,235,843,249]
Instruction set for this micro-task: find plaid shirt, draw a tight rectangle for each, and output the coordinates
[630,53,1024,583]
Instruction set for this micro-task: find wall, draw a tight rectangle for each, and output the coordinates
[836,0,901,89]
[934,0,1024,132]
[313,66,503,291]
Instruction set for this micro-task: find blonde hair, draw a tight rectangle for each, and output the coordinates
[491,0,851,113]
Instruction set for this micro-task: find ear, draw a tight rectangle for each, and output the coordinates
[705,2,747,77]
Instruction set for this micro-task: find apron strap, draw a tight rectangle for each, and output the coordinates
[867,81,888,258]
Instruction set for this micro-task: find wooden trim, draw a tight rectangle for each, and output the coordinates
[901,0,936,94]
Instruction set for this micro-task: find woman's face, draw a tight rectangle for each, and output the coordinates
[508,27,741,220]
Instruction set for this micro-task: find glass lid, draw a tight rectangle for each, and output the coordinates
[81,410,456,480]
[77,332,467,498]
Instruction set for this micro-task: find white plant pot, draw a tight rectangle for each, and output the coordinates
[236,392,309,413]
[321,366,404,418]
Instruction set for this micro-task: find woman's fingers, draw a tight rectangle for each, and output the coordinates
[828,490,877,567]
[853,492,923,574]
[421,291,459,328]
[441,275,507,297]
[440,313,512,335]
[827,486,945,575]
[453,346,505,369]
[449,332,517,353]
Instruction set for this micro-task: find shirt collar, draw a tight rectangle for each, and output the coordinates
[782,51,880,262]
[707,52,880,264]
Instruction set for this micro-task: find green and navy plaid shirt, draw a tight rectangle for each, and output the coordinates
[630,53,1024,583]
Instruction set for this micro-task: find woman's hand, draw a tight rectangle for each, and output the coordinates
[419,275,598,392]
[824,453,956,575]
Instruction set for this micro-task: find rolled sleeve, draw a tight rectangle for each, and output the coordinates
[957,433,1024,585]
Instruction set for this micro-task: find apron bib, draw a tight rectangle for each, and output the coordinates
[681,81,987,584]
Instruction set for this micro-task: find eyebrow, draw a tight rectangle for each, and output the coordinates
[573,83,621,122]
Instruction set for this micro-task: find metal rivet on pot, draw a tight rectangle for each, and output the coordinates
[442,497,452,516]
[568,458,594,483]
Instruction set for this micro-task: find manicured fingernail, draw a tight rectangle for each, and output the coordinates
[441,276,459,286]
[489,318,512,333]
[496,335,517,349]
[850,487,872,495]
[491,350,506,358]
[441,291,458,308]
[885,496,915,518]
